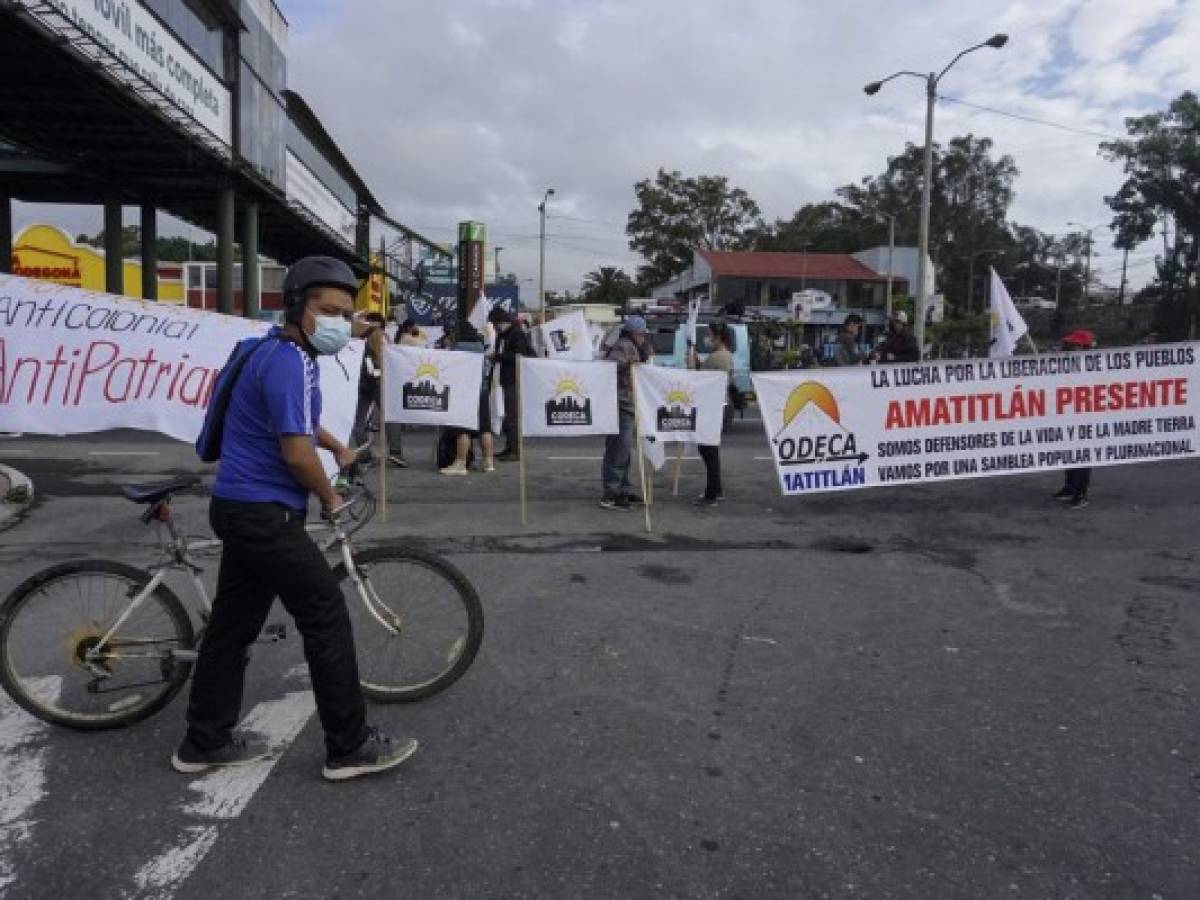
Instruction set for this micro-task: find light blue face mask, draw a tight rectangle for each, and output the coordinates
[308,315,351,355]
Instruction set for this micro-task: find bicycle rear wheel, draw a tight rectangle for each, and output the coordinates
[0,560,195,730]
[334,546,483,701]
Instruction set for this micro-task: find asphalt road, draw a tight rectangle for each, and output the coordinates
[0,420,1198,899]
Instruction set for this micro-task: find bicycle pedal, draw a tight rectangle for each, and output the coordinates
[262,623,288,642]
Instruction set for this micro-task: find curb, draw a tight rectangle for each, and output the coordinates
[0,462,34,504]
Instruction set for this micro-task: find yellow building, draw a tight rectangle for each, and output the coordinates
[10,224,185,303]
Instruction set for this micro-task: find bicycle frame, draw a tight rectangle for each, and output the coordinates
[85,485,401,668]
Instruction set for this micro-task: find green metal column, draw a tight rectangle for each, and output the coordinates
[0,194,11,274]
[104,197,123,294]
[241,198,260,319]
[140,203,158,300]
[216,184,235,315]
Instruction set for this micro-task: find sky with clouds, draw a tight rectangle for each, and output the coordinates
[16,0,1198,295]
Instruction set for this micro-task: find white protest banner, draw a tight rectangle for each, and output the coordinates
[634,364,727,446]
[467,291,490,334]
[0,275,361,471]
[518,357,618,437]
[382,344,483,429]
[540,311,594,361]
[753,343,1200,497]
[988,267,1029,358]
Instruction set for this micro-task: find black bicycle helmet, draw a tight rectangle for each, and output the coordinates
[283,256,360,321]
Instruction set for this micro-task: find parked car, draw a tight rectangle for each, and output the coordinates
[1014,296,1057,311]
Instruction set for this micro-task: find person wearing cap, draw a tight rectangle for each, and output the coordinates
[833,313,866,366]
[600,315,651,510]
[489,306,535,461]
[176,256,418,782]
[870,310,920,363]
[1054,330,1097,509]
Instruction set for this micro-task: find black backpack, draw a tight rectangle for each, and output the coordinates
[195,335,274,463]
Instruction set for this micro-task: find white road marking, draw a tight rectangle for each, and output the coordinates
[87,451,162,457]
[0,676,60,894]
[546,456,603,461]
[128,691,316,899]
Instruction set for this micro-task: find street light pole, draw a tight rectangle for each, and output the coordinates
[865,33,1008,358]
[885,214,895,317]
[538,188,555,322]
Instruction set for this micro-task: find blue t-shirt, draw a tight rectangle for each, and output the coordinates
[213,328,321,511]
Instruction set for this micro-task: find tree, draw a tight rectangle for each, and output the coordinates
[1101,91,1200,339]
[836,133,1019,312]
[752,202,878,253]
[626,169,763,288]
[580,266,636,308]
[77,226,220,262]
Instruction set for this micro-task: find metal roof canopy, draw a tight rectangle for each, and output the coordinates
[0,4,360,265]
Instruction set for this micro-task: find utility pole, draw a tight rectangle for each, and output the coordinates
[885,215,895,318]
[538,188,555,322]
[1118,246,1129,304]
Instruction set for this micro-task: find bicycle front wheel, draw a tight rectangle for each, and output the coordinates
[0,560,195,730]
[335,546,483,702]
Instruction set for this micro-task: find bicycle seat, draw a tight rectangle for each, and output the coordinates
[119,476,202,505]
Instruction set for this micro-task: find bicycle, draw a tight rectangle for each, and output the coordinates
[0,462,484,730]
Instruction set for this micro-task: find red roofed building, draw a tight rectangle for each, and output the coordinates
[652,249,909,311]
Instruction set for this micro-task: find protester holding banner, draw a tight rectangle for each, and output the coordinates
[439,324,496,475]
[351,312,386,448]
[600,315,651,510]
[871,310,919,363]
[1054,329,1098,510]
[180,256,417,783]
[491,306,535,461]
[689,322,734,505]
[385,319,426,468]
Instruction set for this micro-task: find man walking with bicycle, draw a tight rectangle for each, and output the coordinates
[175,256,417,782]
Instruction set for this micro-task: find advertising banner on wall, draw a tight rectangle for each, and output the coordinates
[15,0,233,145]
[518,358,618,438]
[634,365,727,446]
[381,345,484,429]
[753,345,1200,496]
[0,275,361,470]
[285,151,357,247]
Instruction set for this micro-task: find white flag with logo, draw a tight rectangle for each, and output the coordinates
[988,267,1029,358]
[634,364,727,446]
[518,357,619,437]
[382,344,483,429]
[539,311,594,361]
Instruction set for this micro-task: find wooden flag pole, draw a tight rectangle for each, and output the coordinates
[518,357,528,526]
[378,350,389,523]
[671,441,685,497]
[631,365,652,533]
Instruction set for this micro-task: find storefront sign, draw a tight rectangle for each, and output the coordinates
[754,346,1200,496]
[286,151,357,247]
[18,0,233,145]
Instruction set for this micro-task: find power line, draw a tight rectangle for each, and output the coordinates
[937,95,1125,142]
[548,213,628,229]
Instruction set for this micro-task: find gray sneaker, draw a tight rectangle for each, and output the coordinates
[172,736,270,774]
[322,728,418,782]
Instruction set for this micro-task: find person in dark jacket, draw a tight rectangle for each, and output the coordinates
[833,313,866,366]
[1053,330,1097,509]
[871,310,920,363]
[599,315,651,510]
[490,306,534,460]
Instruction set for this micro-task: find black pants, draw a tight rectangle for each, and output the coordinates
[501,383,518,453]
[698,444,722,499]
[1064,467,1091,498]
[185,498,368,758]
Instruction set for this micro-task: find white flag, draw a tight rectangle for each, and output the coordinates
[634,364,727,447]
[467,292,491,333]
[518,357,619,437]
[641,435,666,471]
[383,345,484,429]
[685,298,701,347]
[988,267,1029,358]
[539,311,594,361]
